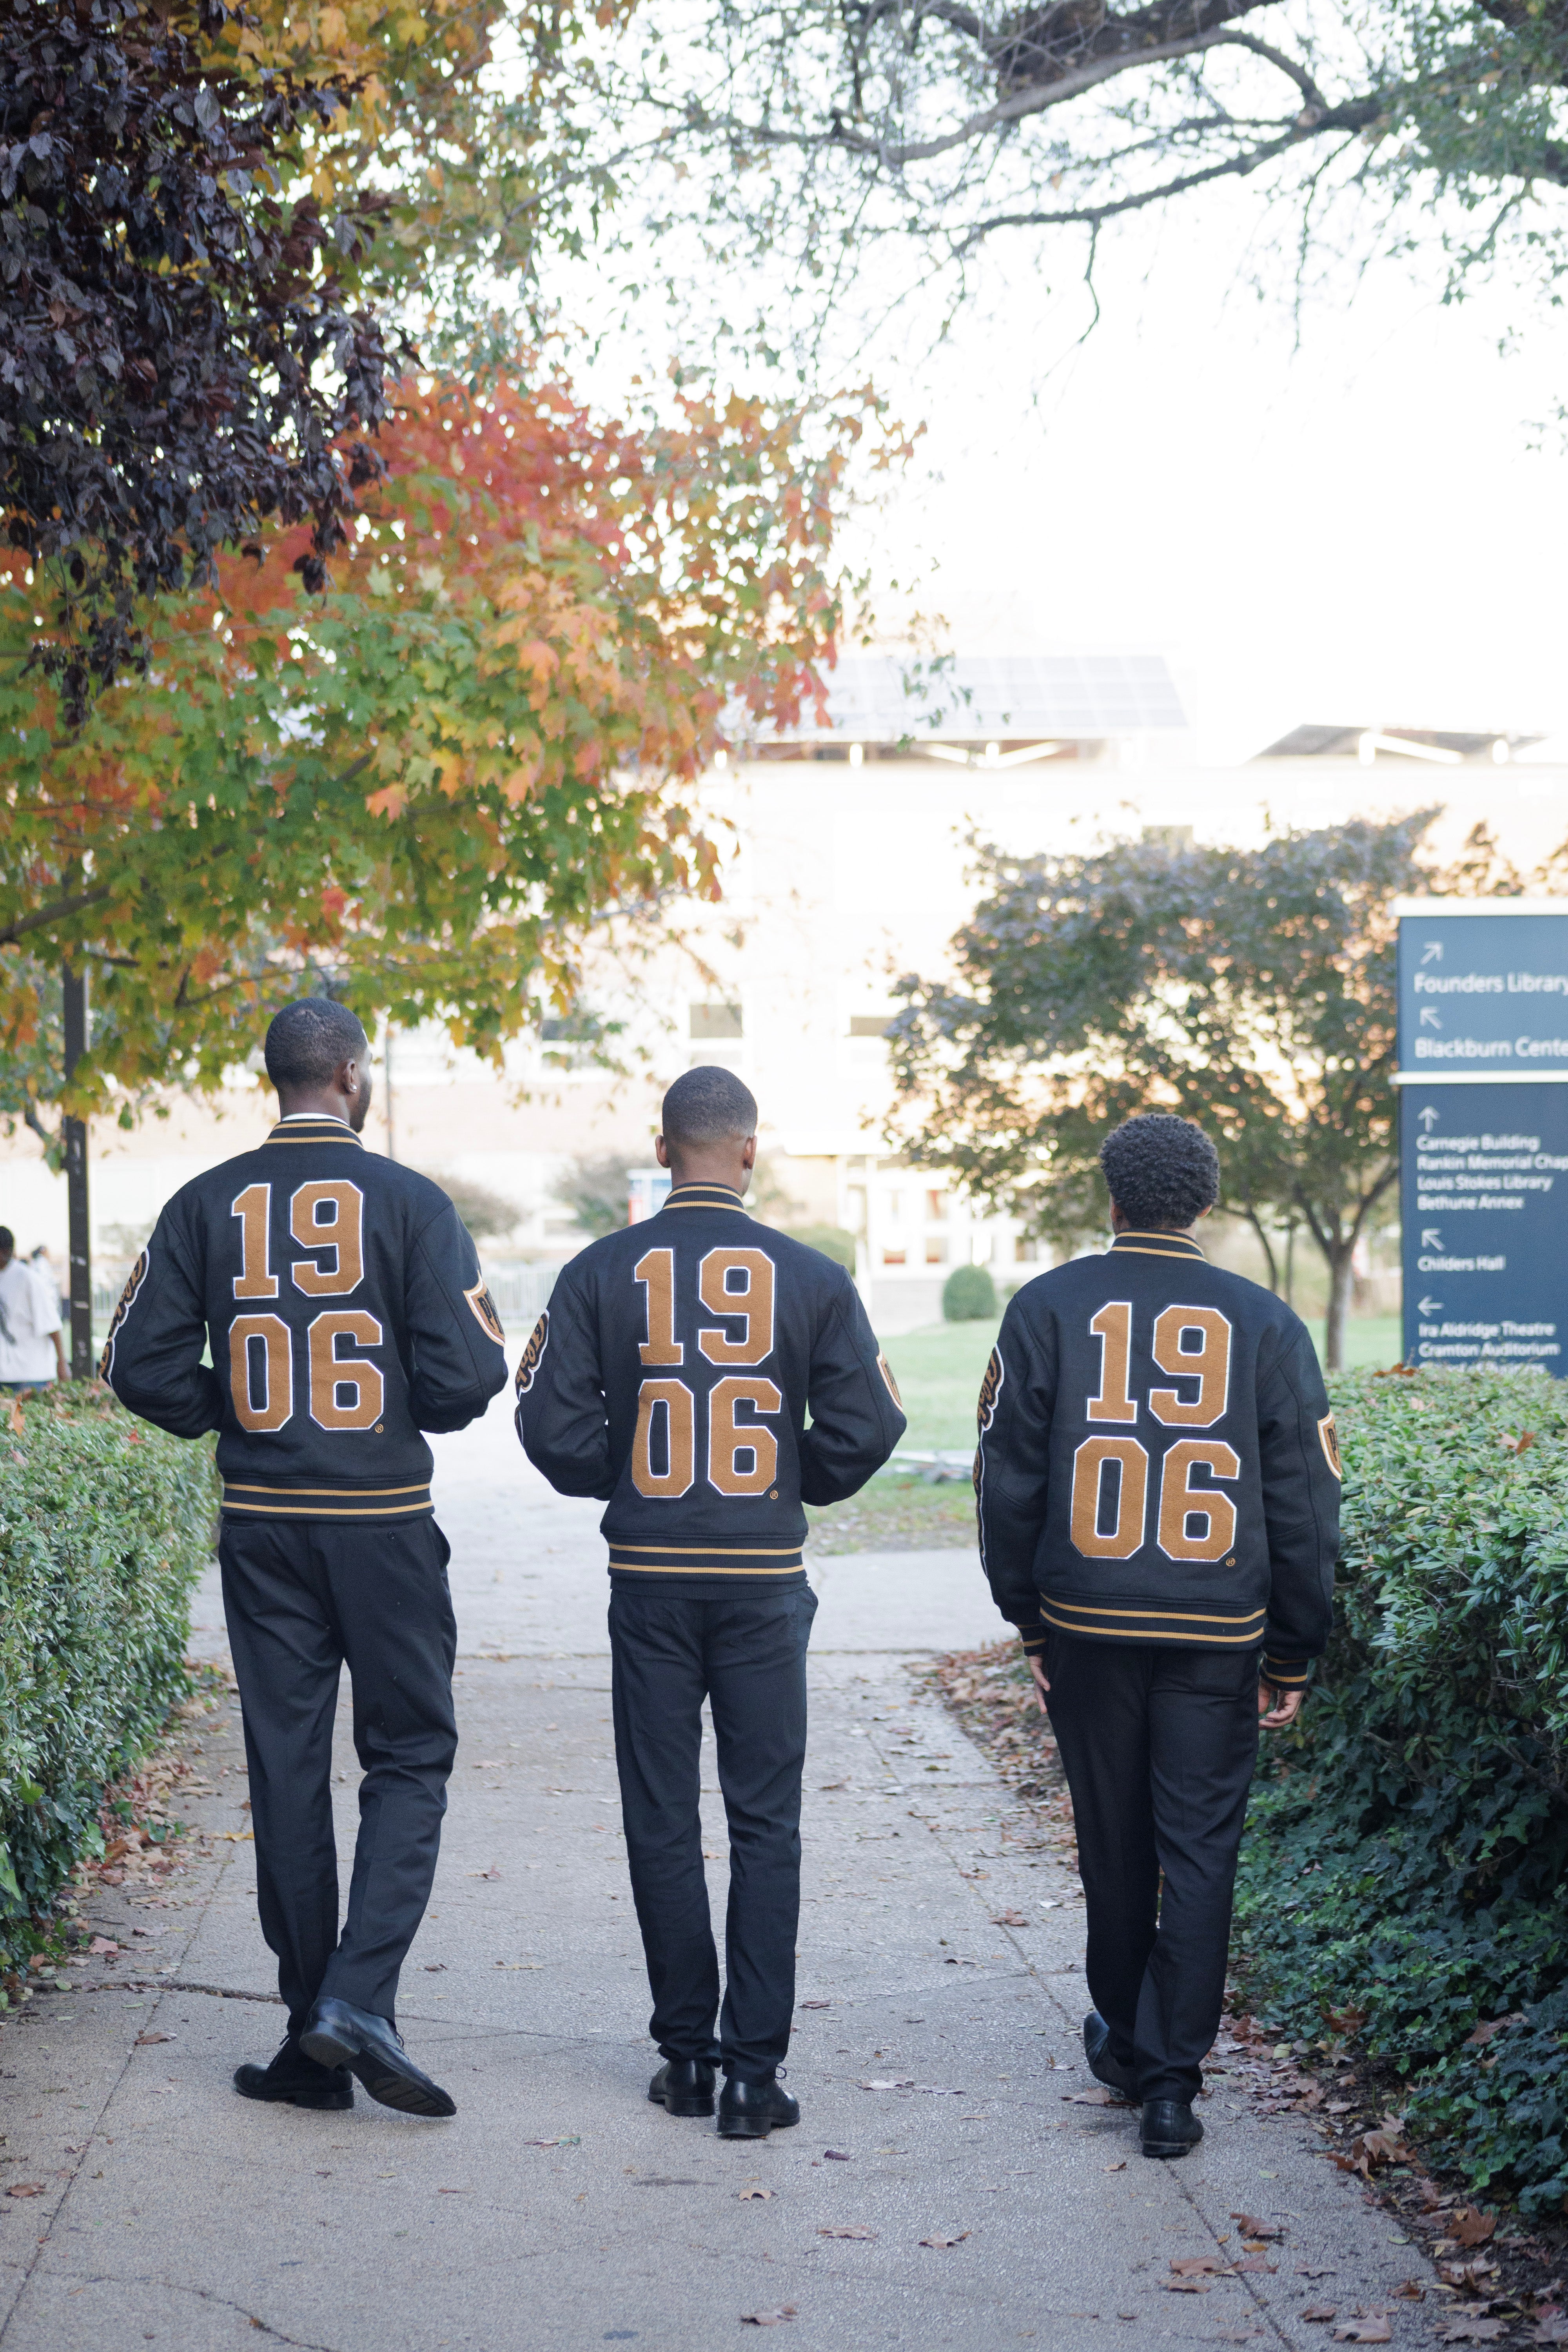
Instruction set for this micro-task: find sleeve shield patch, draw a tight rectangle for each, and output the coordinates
[464,1280,506,1346]
[876,1351,902,1408]
[98,1248,150,1379]
[1318,1412,1343,1480]
[976,1344,1005,1434]
[514,1310,550,1395]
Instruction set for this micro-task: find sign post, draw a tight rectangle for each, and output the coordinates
[1395,899,1568,1374]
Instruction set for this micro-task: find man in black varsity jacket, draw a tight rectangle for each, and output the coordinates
[975,1113,1338,2160]
[101,998,508,2118]
[516,1065,905,2137]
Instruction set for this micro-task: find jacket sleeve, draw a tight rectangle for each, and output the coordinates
[405,1203,510,1432]
[1255,1320,1341,1687]
[798,1273,907,1506]
[514,1269,614,1498]
[98,1206,222,1439]
[974,1301,1057,1656]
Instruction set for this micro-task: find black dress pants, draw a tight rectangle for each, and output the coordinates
[609,1584,817,2081]
[1043,1632,1260,2104]
[219,1515,458,2034]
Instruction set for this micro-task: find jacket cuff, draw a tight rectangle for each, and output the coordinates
[1261,1654,1311,1689]
[1014,1619,1048,1657]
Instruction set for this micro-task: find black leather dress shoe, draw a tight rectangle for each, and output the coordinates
[1141,2099,1204,2159]
[299,1996,456,2118]
[649,2058,717,2117]
[234,2033,353,2111]
[1083,2011,1140,2103]
[717,2073,800,2139]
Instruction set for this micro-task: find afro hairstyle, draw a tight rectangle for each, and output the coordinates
[1098,1112,1220,1232]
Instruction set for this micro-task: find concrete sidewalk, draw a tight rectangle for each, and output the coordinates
[0,1401,1442,2350]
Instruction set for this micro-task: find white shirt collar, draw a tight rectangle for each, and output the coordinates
[279,1111,352,1128]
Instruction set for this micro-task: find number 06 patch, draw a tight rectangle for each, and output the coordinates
[1318,1413,1342,1479]
[514,1310,550,1394]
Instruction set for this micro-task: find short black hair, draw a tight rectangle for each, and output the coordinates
[661,1065,758,1148]
[264,998,368,1093]
[0,1227,12,1255]
[1099,1113,1220,1230]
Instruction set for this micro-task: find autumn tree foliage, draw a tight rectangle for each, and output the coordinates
[0,366,891,1137]
[0,0,398,717]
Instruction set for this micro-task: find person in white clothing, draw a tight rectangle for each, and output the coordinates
[0,1227,66,1388]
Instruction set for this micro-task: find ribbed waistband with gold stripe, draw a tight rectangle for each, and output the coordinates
[607,1541,804,1577]
[1038,1595,1267,1646]
[220,1480,434,1521]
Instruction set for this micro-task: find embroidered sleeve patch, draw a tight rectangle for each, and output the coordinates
[514,1310,550,1394]
[464,1279,506,1346]
[876,1351,902,1408]
[1318,1412,1342,1479]
[98,1248,150,1379]
[976,1344,1005,1434]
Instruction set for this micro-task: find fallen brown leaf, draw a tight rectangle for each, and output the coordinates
[1332,2324,1392,2345]
[1234,2258,1277,2275]
[87,1936,120,1956]
[739,2188,774,2201]
[920,2232,969,2249]
[1464,2013,1526,2047]
[136,2031,174,2045]
[1439,2323,1506,2345]
[5,2185,44,2199]
[1534,2320,1568,2346]
[1450,2208,1499,2248]
[1063,2089,1115,2105]
[818,2226,875,2239]
[739,2308,797,2327]
[991,1911,1029,1927]
[1230,2212,1285,2239]
[1171,2257,1225,2278]
[1395,2280,1425,2299]
[1164,2278,1211,2294]
[1301,2309,1338,2325]
[1103,2160,1127,2172]
[824,2150,851,2161]
[860,2079,915,2092]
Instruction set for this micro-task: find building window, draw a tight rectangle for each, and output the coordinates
[690,1002,743,1040]
[925,1241,946,1266]
[926,1189,946,1221]
[887,1191,902,1220]
[882,1247,907,1267]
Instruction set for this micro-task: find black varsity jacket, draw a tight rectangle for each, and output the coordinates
[100,1112,509,1519]
[514,1180,906,1591]
[975,1230,1339,1687]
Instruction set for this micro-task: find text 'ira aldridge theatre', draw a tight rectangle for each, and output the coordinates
[1397,897,1568,1372]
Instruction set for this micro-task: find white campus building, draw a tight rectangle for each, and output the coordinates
[5,656,1567,1334]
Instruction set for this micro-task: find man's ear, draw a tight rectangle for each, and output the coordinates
[742,1135,758,1170]
[654,1135,671,1170]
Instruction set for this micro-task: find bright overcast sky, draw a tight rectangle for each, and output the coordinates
[818,202,1568,761]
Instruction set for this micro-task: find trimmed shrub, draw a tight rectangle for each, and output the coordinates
[1232,1365,1568,2212]
[943,1263,998,1321]
[0,1388,216,1982]
[780,1224,858,1272]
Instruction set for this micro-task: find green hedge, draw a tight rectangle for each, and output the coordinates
[943,1263,998,1321]
[0,1388,216,1984]
[1233,1365,1568,2213]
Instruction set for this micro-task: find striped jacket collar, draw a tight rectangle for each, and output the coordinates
[1107,1229,1207,1261]
[263,1116,364,1149]
[661,1182,747,1213]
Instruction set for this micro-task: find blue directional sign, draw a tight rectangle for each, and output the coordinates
[1396,900,1568,1372]
[1399,1081,1568,1369]
[1399,906,1568,1076]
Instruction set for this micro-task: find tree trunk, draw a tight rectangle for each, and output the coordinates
[1323,1241,1355,1372]
[1242,1207,1279,1292]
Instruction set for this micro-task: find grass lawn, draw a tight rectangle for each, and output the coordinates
[805,1308,1404,1555]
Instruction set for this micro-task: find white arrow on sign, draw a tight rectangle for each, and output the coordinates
[1418,1296,1444,1314]
[1419,1009,1442,1029]
[1421,941,1443,964]
[1419,1106,1441,1131]
[1421,1229,1441,1248]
